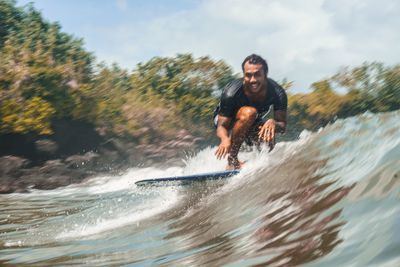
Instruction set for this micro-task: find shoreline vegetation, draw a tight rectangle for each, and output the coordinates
[1,1,399,193]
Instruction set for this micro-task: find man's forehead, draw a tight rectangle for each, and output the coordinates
[244,62,263,72]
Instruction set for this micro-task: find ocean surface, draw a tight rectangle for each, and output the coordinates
[1,110,399,266]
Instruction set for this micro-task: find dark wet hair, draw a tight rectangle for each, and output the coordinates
[241,54,269,76]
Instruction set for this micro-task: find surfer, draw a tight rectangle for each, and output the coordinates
[214,54,287,170]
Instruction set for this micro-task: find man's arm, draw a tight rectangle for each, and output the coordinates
[273,110,287,133]
[215,115,233,160]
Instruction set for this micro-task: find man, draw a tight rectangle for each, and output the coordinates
[214,54,287,169]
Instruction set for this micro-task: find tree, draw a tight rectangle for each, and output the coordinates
[126,54,235,140]
[0,1,96,135]
[287,79,343,131]
[331,62,400,113]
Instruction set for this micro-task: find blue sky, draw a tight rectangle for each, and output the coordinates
[16,0,400,92]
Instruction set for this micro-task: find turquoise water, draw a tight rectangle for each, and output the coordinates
[1,110,399,266]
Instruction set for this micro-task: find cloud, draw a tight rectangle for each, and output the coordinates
[115,0,128,12]
[87,0,400,92]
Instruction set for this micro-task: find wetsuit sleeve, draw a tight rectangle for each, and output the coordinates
[273,83,288,111]
[217,79,242,117]
[218,95,236,117]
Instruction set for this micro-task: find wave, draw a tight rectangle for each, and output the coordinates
[0,110,399,266]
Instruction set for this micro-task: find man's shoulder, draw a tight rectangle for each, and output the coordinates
[267,78,287,96]
[267,78,283,90]
[222,78,243,98]
[267,78,288,110]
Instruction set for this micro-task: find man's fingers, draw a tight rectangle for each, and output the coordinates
[215,148,222,159]
[258,124,263,140]
[215,148,220,157]
[258,128,267,142]
[215,146,229,160]
[258,130,263,140]
[268,129,274,142]
[268,125,275,142]
[220,148,225,159]
[263,130,268,142]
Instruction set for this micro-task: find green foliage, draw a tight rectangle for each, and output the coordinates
[0,96,55,134]
[91,63,131,132]
[0,0,22,47]
[0,0,233,142]
[287,80,342,131]
[1,1,399,145]
[131,54,233,109]
[331,62,400,114]
[126,54,234,140]
[288,62,400,133]
[0,1,95,135]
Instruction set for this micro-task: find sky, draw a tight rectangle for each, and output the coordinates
[16,0,400,92]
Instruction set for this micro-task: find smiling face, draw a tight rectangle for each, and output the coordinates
[243,62,267,95]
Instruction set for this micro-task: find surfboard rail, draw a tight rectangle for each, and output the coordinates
[135,170,240,186]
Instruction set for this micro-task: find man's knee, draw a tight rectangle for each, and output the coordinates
[236,106,257,123]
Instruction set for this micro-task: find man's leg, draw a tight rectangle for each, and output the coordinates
[228,106,257,169]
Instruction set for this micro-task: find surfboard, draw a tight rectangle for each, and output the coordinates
[135,170,240,186]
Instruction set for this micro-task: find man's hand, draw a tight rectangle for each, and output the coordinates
[258,119,276,151]
[258,119,276,142]
[215,138,231,160]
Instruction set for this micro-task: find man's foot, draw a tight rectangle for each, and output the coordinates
[226,156,245,170]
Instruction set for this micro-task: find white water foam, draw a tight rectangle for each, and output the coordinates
[3,167,188,246]
[56,189,180,239]
[9,166,185,198]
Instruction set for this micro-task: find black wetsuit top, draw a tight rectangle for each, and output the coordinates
[215,78,287,120]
